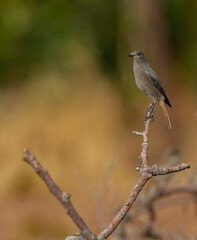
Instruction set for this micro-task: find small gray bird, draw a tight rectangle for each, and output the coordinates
[129,50,172,129]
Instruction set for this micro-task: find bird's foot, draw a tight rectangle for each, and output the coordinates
[145,115,154,121]
[145,103,156,121]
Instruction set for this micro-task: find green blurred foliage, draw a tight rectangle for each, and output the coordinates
[0,0,197,88]
[164,0,197,86]
[0,0,119,86]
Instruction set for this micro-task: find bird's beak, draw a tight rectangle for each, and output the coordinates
[129,53,136,58]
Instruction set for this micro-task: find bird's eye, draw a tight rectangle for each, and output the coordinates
[138,52,141,56]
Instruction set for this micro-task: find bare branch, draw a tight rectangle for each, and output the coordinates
[65,234,86,240]
[97,104,190,240]
[23,104,190,240]
[150,163,190,176]
[97,171,152,240]
[23,149,96,240]
[151,185,197,201]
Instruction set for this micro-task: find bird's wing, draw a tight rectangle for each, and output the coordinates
[145,67,172,107]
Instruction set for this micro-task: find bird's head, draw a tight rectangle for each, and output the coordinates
[129,50,146,64]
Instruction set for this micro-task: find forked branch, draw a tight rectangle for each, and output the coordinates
[97,104,190,240]
[23,104,190,240]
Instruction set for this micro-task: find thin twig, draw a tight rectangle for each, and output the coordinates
[151,185,197,201]
[149,163,190,176]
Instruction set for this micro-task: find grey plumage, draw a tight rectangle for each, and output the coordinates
[129,50,172,128]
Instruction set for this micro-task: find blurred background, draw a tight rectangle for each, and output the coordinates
[0,0,197,239]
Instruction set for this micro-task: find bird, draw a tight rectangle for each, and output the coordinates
[129,50,172,129]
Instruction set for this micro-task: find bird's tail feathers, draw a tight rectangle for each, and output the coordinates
[160,101,172,129]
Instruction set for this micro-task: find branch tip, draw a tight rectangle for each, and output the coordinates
[132,131,143,136]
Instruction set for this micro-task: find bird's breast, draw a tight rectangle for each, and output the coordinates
[133,66,162,100]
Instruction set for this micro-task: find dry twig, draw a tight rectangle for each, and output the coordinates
[23,149,96,240]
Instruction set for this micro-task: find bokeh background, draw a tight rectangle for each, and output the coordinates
[0,0,197,239]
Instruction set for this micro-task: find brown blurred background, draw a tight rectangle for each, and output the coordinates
[0,0,197,239]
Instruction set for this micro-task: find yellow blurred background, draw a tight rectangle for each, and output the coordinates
[0,1,197,239]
